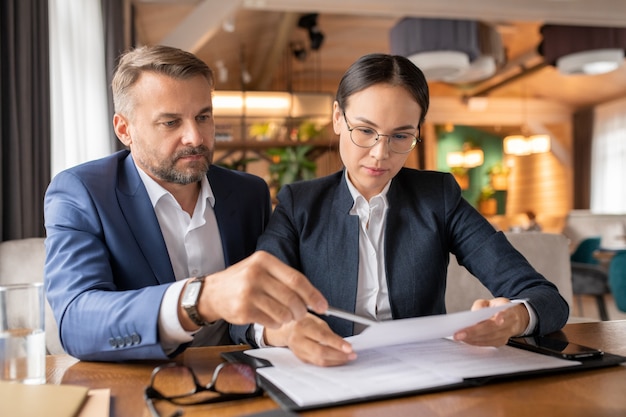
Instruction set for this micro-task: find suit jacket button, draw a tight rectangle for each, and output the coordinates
[108,337,117,348]
[115,336,124,348]
[131,333,141,345]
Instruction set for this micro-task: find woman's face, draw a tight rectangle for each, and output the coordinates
[332,83,422,200]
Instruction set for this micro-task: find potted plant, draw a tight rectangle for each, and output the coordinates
[487,162,511,190]
[266,145,317,195]
[249,122,281,141]
[450,167,469,190]
[296,120,325,141]
[477,184,497,216]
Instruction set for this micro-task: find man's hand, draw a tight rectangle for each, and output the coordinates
[265,313,356,367]
[453,297,530,346]
[192,251,328,329]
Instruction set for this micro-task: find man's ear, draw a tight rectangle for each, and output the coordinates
[113,113,132,147]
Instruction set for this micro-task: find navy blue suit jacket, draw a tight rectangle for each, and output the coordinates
[232,168,568,344]
[44,150,270,361]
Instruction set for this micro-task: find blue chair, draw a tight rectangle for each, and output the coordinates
[608,251,626,312]
[571,262,610,320]
[570,236,610,320]
[570,236,601,264]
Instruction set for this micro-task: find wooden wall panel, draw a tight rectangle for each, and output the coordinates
[506,151,571,219]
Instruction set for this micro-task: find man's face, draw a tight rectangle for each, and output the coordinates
[114,72,215,188]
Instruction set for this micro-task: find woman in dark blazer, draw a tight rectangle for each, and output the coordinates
[234,53,569,366]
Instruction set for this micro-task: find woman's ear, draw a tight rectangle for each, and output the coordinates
[113,114,132,147]
[332,101,342,135]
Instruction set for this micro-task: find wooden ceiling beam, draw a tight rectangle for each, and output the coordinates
[250,12,300,90]
[159,0,242,53]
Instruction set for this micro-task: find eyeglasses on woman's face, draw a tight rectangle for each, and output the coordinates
[144,362,262,417]
[343,112,421,154]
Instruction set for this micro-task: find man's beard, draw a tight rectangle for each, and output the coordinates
[150,146,212,185]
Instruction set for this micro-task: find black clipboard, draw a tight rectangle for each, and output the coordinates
[222,347,626,412]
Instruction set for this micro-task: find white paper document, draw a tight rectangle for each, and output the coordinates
[246,305,580,409]
[346,304,513,350]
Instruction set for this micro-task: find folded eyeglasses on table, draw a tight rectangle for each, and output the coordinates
[144,362,262,417]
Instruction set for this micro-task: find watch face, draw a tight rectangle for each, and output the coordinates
[183,281,201,305]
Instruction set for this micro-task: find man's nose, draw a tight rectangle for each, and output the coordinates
[181,122,204,146]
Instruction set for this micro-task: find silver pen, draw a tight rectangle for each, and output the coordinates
[323,307,378,326]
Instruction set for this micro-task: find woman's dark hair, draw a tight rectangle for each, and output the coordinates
[335,53,429,126]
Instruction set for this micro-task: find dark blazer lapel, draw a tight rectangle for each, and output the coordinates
[327,176,360,315]
[207,166,242,266]
[116,154,175,284]
[385,170,438,319]
[384,176,420,319]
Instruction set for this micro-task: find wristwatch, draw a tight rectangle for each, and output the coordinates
[181,277,210,327]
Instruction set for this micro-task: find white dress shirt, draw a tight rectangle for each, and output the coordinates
[345,172,393,333]
[136,167,225,353]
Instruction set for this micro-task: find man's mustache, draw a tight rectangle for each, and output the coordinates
[174,146,210,159]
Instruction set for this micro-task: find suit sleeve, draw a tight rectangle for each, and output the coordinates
[441,174,569,335]
[44,171,171,361]
[255,185,302,266]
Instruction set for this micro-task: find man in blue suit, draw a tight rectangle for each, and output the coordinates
[44,45,327,361]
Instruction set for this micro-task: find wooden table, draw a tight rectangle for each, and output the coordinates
[46,321,626,417]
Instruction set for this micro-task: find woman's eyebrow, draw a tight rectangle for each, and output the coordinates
[352,116,417,131]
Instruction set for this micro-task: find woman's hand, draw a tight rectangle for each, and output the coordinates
[265,313,357,367]
[453,297,530,346]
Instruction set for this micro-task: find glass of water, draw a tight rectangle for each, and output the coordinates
[0,283,46,384]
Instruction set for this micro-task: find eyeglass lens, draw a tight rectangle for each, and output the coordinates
[350,128,416,153]
[150,363,258,405]
[151,364,197,398]
[213,362,257,394]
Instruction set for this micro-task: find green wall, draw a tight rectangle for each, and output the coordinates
[436,125,506,214]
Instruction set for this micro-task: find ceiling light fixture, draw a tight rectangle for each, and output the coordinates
[298,13,325,51]
[557,48,624,75]
[291,41,307,62]
[539,25,626,76]
[409,51,470,80]
[503,83,552,156]
[389,18,504,83]
[213,91,333,122]
[446,143,484,168]
[214,60,228,83]
[503,134,551,156]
